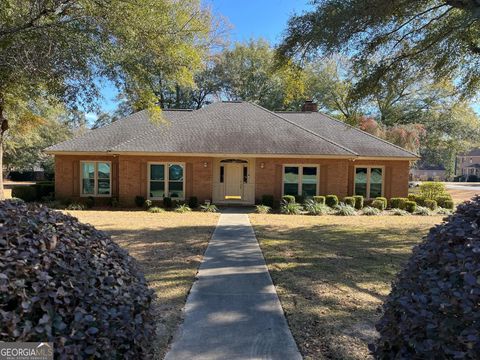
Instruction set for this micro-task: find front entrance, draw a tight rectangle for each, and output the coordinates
[224,163,243,199]
[212,159,255,205]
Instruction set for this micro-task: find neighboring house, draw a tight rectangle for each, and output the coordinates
[410,165,447,181]
[456,148,480,178]
[45,101,418,206]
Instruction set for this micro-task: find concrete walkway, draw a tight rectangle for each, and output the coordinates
[165,212,301,360]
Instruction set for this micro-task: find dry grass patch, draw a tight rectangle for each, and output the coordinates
[65,210,219,359]
[3,188,12,199]
[447,188,479,204]
[250,214,444,360]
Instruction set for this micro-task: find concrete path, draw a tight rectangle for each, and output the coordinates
[164,212,301,360]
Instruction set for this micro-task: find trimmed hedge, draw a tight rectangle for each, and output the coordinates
[163,197,172,208]
[405,201,417,213]
[372,199,386,211]
[389,197,408,210]
[353,195,364,210]
[375,197,388,209]
[282,195,296,204]
[188,196,199,209]
[424,199,438,210]
[419,181,447,200]
[313,196,326,205]
[134,195,145,207]
[0,200,155,358]
[408,193,426,206]
[325,195,338,207]
[443,200,454,210]
[435,195,453,208]
[343,196,356,207]
[373,196,480,358]
[11,186,37,202]
[261,195,274,208]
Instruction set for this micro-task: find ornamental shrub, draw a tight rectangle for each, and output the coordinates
[419,181,447,200]
[313,196,326,205]
[375,197,388,209]
[280,200,303,215]
[405,201,417,213]
[362,206,380,216]
[389,197,408,210]
[391,208,409,216]
[11,186,37,202]
[148,206,164,213]
[85,196,95,209]
[334,203,356,216]
[343,196,356,207]
[371,199,386,211]
[255,205,271,214]
[443,200,455,210]
[134,195,145,207]
[261,195,274,208]
[325,195,338,207]
[408,193,425,206]
[175,204,192,213]
[0,200,155,358]
[282,195,296,204]
[424,199,438,211]
[163,197,172,208]
[353,195,364,210]
[373,196,480,359]
[200,204,218,213]
[304,200,330,215]
[415,206,431,216]
[435,195,453,208]
[188,196,198,209]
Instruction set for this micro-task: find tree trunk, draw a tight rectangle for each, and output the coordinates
[0,98,7,201]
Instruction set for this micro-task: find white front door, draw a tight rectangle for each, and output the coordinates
[225,163,243,199]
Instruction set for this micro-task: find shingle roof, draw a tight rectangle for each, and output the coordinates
[46,101,417,158]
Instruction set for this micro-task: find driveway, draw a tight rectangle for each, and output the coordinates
[164,211,301,360]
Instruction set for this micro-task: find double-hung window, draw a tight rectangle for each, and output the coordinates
[148,163,185,199]
[80,161,111,196]
[354,167,384,198]
[283,165,319,198]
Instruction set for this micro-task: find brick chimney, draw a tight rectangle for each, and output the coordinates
[302,100,318,112]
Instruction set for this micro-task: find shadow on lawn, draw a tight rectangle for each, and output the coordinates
[253,223,430,360]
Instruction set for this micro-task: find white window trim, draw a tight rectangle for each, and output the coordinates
[80,161,112,197]
[147,162,186,200]
[354,165,385,199]
[282,164,320,197]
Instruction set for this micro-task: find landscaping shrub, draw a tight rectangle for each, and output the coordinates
[373,196,480,359]
[334,203,356,216]
[304,200,330,215]
[362,206,380,216]
[108,197,119,208]
[353,195,364,210]
[375,197,388,209]
[424,199,438,211]
[85,196,95,209]
[436,208,452,215]
[255,205,271,214]
[391,208,409,216]
[134,195,145,207]
[0,200,155,358]
[11,186,37,202]
[144,199,152,209]
[32,181,55,200]
[435,195,453,208]
[343,196,356,207]
[325,195,338,207]
[147,206,164,213]
[371,199,386,211]
[313,196,326,205]
[389,197,408,210]
[414,206,431,216]
[261,195,274,208]
[404,201,417,213]
[280,200,303,215]
[419,181,447,200]
[200,204,218,213]
[282,195,296,204]
[175,204,192,213]
[188,196,199,209]
[66,203,85,210]
[163,197,172,208]
[443,200,454,210]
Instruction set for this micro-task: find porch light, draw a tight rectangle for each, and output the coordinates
[260,162,265,169]
[203,162,208,168]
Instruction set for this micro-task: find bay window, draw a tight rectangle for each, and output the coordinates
[149,163,185,199]
[283,165,319,198]
[354,167,383,198]
[80,161,111,196]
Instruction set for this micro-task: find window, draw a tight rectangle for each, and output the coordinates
[283,165,319,198]
[80,161,111,196]
[148,163,185,199]
[354,167,383,198]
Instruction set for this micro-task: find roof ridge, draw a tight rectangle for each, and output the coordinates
[314,111,419,158]
[249,102,358,156]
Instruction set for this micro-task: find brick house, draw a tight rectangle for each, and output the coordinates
[456,148,480,179]
[45,101,418,206]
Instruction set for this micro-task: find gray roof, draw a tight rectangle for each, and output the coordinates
[46,101,417,158]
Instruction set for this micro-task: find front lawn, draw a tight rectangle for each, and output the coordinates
[65,210,219,359]
[250,214,444,360]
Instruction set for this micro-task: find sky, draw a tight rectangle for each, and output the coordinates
[90,0,312,122]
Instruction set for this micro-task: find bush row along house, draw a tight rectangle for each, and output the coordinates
[46,101,418,206]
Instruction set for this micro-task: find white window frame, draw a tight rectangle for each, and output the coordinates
[147,162,186,200]
[282,164,320,197]
[80,161,112,197]
[354,165,385,199]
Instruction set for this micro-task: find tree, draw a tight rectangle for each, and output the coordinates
[278,0,480,98]
[0,0,214,199]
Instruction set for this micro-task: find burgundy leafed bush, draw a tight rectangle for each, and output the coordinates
[0,200,155,358]
[373,196,480,358]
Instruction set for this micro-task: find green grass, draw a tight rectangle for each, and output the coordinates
[250,214,444,360]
